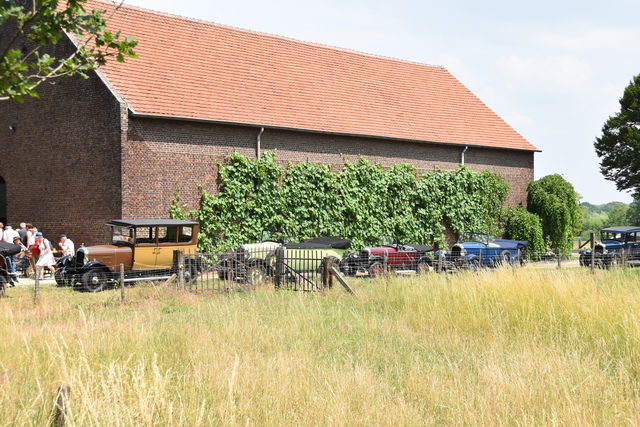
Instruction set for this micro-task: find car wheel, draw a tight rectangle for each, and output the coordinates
[54,268,69,287]
[499,250,514,266]
[465,259,480,273]
[183,261,198,284]
[248,267,266,285]
[368,262,384,276]
[0,275,6,297]
[416,259,430,275]
[343,265,357,277]
[82,268,108,292]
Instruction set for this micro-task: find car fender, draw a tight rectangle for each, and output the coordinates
[464,254,479,263]
[79,261,111,273]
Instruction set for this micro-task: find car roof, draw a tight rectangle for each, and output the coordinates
[105,219,199,228]
[601,226,640,233]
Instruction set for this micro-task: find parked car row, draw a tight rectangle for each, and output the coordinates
[217,230,529,280]
[45,218,531,294]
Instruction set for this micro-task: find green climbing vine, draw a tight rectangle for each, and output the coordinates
[172,152,513,252]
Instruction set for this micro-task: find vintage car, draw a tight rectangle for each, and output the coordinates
[0,241,21,296]
[283,236,351,273]
[217,233,350,282]
[434,232,528,271]
[341,236,434,276]
[217,230,290,282]
[55,219,200,292]
[579,226,640,268]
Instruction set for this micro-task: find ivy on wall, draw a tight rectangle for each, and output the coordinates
[171,152,512,252]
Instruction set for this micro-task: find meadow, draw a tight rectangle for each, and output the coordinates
[2,267,640,425]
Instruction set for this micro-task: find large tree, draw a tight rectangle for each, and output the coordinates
[527,174,582,253]
[594,74,640,198]
[0,0,137,102]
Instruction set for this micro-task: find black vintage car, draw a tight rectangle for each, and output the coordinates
[579,226,640,268]
[0,241,22,296]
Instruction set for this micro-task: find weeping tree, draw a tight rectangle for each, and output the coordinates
[527,174,582,253]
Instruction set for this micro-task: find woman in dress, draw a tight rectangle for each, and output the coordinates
[34,232,56,280]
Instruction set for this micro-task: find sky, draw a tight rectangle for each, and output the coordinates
[123,0,640,205]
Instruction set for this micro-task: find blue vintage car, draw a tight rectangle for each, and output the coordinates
[579,226,640,268]
[434,232,528,271]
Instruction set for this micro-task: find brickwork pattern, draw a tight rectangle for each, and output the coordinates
[125,118,534,221]
[0,67,123,246]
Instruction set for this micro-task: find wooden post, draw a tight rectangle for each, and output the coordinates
[34,275,40,305]
[275,247,285,289]
[590,232,595,274]
[53,385,70,426]
[177,250,185,290]
[322,257,333,289]
[557,248,562,269]
[120,264,125,304]
[437,250,443,273]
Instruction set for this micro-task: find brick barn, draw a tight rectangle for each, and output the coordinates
[0,0,539,246]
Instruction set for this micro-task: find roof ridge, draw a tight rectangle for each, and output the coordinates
[93,0,445,70]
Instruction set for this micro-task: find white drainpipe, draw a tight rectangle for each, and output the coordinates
[461,146,468,165]
[256,127,264,159]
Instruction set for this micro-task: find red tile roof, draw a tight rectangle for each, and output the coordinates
[78,0,538,151]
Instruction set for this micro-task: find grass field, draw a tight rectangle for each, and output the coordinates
[2,267,640,425]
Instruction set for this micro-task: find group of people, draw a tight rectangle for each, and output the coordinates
[1,222,75,281]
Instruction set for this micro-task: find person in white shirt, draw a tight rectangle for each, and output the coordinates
[58,235,75,257]
[3,225,20,243]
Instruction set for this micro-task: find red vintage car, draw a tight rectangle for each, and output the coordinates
[341,236,434,276]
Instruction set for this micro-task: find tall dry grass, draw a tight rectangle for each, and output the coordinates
[2,267,640,425]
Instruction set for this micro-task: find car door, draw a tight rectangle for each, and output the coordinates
[133,226,158,270]
[626,232,640,258]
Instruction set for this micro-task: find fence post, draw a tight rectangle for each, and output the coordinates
[557,248,562,269]
[120,264,125,304]
[322,257,333,289]
[275,247,285,289]
[590,232,595,274]
[34,275,40,305]
[437,250,443,273]
[53,385,70,426]
[177,250,185,290]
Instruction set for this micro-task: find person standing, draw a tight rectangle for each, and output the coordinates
[18,223,28,245]
[3,225,19,243]
[34,232,56,280]
[58,235,75,257]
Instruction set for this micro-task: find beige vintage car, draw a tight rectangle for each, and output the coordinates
[55,219,200,292]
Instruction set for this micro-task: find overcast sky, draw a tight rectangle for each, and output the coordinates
[123,0,640,205]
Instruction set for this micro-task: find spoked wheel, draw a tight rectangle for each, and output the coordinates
[82,268,108,292]
[416,259,431,275]
[54,268,69,287]
[368,262,384,277]
[465,259,480,273]
[183,262,198,285]
[499,250,514,267]
[247,267,266,285]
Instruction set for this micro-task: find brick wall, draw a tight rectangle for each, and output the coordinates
[125,117,534,220]
[0,59,124,246]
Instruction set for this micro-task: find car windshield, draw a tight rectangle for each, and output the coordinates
[111,226,134,245]
[601,232,625,242]
[261,230,289,244]
[460,232,491,244]
[379,236,396,246]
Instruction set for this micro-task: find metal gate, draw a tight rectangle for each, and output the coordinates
[182,247,336,293]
